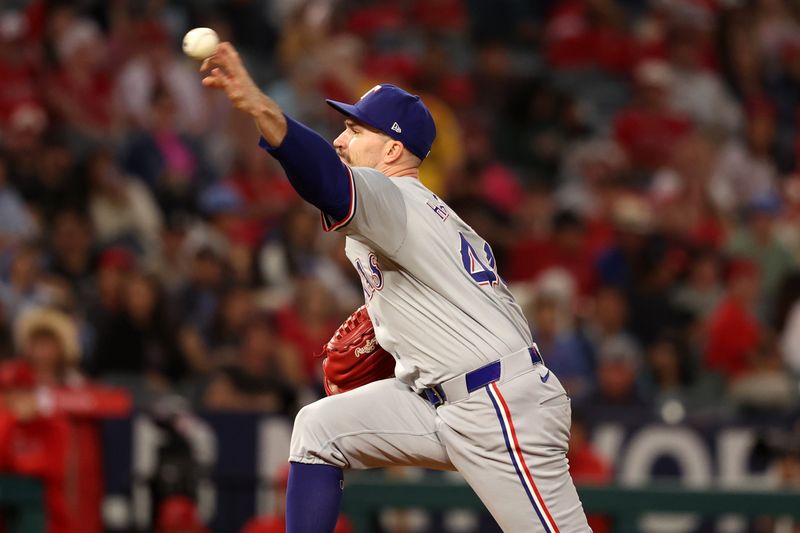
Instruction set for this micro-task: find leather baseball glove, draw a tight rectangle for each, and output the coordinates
[320,306,395,395]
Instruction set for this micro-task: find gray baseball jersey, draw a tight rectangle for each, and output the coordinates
[323,167,532,391]
[293,166,591,532]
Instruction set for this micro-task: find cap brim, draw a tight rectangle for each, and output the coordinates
[326,99,382,132]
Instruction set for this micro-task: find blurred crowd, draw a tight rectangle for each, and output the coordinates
[0,0,800,531]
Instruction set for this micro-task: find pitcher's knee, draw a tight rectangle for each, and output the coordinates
[289,399,345,467]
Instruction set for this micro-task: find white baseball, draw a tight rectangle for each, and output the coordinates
[182,27,219,60]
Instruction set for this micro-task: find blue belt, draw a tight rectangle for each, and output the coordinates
[421,346,544,408]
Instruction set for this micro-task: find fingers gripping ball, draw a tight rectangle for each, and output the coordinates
[321,306,395,395]
[182,27,219,60]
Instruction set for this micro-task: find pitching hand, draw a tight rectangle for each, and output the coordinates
[201,42,265,116]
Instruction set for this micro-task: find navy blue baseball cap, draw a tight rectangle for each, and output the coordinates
[326,84,436,160]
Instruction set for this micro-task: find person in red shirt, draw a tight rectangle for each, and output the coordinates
[0,11,42,131]
[704,259,763,380]
[613,60,693,173]
[13,307,131,533]
[44,19,113,138]
[276,279,340,383]
[545,0,637,74]
[507,209,597,297]
[0,359,70,533]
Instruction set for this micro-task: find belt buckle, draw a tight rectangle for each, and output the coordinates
[425,385,446,407]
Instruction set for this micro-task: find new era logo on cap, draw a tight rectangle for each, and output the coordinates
[326,84,437,160]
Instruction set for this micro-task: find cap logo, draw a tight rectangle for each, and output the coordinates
[391,122,402,133]
[360,85,382,100]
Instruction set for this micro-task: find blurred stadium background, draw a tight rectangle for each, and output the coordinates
[0,0,799,532]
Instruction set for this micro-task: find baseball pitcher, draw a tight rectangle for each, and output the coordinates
[202,43,590,533]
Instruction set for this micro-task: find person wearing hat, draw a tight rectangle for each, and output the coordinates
[12,306,131,533]
[202,42,590,532]
[14,306,81,386]
[0,359,71,533]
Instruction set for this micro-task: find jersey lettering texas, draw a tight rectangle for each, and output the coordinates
[355,252,384,299]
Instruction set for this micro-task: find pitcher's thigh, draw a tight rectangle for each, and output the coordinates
[438,372,590,532]
[290,378,453,471]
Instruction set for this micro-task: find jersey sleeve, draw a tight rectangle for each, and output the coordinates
[322,166,407,255]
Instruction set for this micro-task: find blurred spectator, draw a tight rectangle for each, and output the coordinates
[206,285,256,357]
[645,333,696,408]
[667,25,742,135]
[155,495,210,533]
[0,11,41,131]
[266,58,331,139]
[721,18,763,102]
[44,18,113,141]
[672,251,725,323]
[277,279,340,384]
[203,314,300,415]
[259,205,363,310]
[710,100,780,214]
[625,237,687,346]
[177,246,230,338]
[458,121,523,216]
[14,134,85,225]
[225,143,299,248]
[152,213,192,294]
[726,193,796,309]
[13,306,131,533]
[595,194,655,290]
[650,134,725,248]
[0,243,47,326]
[14,306,80,385]
[613,60,692,173]
[195,183,259,285]
[46,209,95,300]
[581,285,631,349]
[121,85,213,215]
[115,21,207,134]
[528,277,594,399]
[704,259,764,381]
[0,359,70,533]
[92,272,186,384]
[86,146,164,259]
[86,245,135,325]
[545,0,635,74]
[556,139,624,255]
[508,209,596,297]
[0,154,37,247]
[496,80,587,187]
[580,334,651,417]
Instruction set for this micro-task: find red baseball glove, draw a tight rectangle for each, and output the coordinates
[320,306,395,395]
